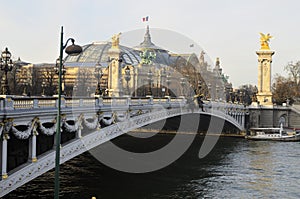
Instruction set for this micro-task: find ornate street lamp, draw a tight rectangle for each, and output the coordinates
[207,83,211,99]
[124,65,131,95]
[0,48,14,95]
[166,73,171,96]
[87,86,91,97]
[198,80,202,95]
[180,77,186,96]
[21,77,31,96]
[54,58,66,95]
[147,69,153,96]
[229,88,234,103]
[216,85,220,101]
[160,68,166,97]
[73,84,78,97]
[54,26,82,199]
[41,81,46,96]
[94,62,103,96]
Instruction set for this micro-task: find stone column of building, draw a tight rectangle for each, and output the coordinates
[108,33,122,97]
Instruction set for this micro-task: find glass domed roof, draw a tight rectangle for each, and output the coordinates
[65,41,141,67]
[64,26,175,68]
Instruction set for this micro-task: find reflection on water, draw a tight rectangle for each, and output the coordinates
[5,134,300,199]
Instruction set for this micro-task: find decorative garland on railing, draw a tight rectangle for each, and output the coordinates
[62,120,79,133]
[102,113,115,125]
[82,116,99,130]
[38,122,56,136]
[11,118,38,139]
[115,112,128,122]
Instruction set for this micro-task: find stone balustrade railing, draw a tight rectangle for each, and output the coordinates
[0,96,186,112]
[0,96,189,112]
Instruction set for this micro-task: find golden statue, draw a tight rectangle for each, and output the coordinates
[112,32,121,49]
[259,33,273,50]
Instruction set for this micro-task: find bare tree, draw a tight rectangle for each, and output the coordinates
[284,61,300,102]
[272,74,295,105]
[42,67,56,96]
[75,68,94,96]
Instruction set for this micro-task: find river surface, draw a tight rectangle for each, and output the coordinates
[5,133,300,199]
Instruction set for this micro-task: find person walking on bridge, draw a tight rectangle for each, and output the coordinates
[195,94,205,112]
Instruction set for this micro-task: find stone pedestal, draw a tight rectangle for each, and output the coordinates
[256,50,275,106]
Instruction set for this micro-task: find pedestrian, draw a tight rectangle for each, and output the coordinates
[196,94,205,111]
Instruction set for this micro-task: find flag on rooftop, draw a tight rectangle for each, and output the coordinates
[142,16,149,22]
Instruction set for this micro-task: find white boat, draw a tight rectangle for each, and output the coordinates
[246,124,300,141]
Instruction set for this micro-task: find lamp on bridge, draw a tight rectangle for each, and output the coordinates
[54,26,82,199]
[73,83,78,96]
[124,65,131,96]
[41,81,47,96]
[216,85,220,101]
[87,86,91,97]
[180,77,186,97]
[21,77,31,96]
[147,69,153,96]
[54,58,66,95]
[207,83,211,99]
[0,47,14,95]
[160,68,166,97]
[197,80,202,95]
[94,62,103,96]
[165,73,171,97]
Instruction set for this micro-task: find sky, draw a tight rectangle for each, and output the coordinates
[1,0,300,87]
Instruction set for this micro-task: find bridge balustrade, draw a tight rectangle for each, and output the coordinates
[13,98,34,109]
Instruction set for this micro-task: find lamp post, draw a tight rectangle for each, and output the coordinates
[180,77,186,97]
[21,78,31,96]
[54,58,66,95]
[160,68,166,97]
[124,65,131,96]
[0,48,14,95]
[207,83,211,99]
[147,69,153,96]
[229,87,233,103]
[216,85,220,101]
[198,80,202,95]
[73,84,78,97]
[87,86,91,97]
[166,73,171,96]
[41,81,46,96]
[94,62,103,96]
[54,26,82,199]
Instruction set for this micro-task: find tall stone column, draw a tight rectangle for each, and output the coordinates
[256,50,275,106]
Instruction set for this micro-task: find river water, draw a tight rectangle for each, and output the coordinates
[5,133,300,199]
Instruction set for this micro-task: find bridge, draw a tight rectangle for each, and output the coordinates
[0,95,247,196]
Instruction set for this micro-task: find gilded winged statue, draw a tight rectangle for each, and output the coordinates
[112,32,121,49]
[259,33,273,50]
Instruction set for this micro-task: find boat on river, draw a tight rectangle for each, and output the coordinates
[246,124,300,141]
